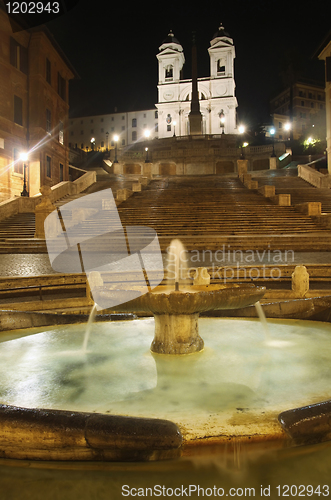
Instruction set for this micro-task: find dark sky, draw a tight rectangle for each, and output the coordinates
[46,0,330,127]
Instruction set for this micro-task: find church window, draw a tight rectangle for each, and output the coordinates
[132,118,137,127]
[165,65,173,79]
[167,125,171,132]
[217,59,225,74]
[155,123,158,132]
[132,131,137,141]
[155,110,158,119]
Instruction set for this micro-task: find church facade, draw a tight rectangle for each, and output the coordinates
[68,24,238,152]
[156,25,238,138]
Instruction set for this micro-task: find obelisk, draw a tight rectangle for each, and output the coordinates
[188,32,202,135]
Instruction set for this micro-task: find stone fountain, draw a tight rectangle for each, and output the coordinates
[89,239,266,354]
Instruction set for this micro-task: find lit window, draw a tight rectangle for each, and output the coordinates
[13,148,23,174]
[59,121,64,144]
[10,37,27,74]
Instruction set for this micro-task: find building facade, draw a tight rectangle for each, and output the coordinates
[69,109,158,152]
[270,80,326,141]
[0,5,76,201]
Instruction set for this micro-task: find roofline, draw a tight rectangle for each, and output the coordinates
[313,29,331,59]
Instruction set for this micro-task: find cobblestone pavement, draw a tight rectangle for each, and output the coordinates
[0,252,330,277]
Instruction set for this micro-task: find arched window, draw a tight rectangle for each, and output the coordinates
[217,59,225,75]
[165,65,173,79]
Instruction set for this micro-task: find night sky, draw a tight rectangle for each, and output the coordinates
[45,0,330,127]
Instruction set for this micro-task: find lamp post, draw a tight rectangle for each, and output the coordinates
[270,127,276,157]
[106,131,109,151]
[238,125,246,158]
[91,137,95,151]
[113,134,119,163]
[144,130,151,163]
[20,152,29,197]
[173,120,176,137]
[219,111,225,134]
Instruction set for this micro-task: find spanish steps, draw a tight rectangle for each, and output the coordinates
[1,168,331,254]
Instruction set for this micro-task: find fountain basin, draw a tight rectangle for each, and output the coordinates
[92,283,266,354]
[0,315,331,461]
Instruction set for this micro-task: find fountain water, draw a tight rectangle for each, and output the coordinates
[82,303,97,352]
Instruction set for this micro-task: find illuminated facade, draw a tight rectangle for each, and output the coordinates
[69,109,158,152]
[270,80,326,141]
[68,24,239,152]
[156,25,238,137]
[0,5,76,201]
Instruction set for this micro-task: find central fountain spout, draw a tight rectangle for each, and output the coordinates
[168,239,187,293]
[90,239,266,356]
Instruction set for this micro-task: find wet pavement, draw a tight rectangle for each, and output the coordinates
[0,252,330,277]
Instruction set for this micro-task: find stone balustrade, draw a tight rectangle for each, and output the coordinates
[298,164,331,188]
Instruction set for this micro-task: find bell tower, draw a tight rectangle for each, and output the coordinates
[157,30,185,84]
[156,31,185,137]
[208,24,237,134]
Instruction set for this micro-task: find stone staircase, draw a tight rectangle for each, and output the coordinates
[252,169,331,214]
[1,172,331,254]
[48,174,331,253]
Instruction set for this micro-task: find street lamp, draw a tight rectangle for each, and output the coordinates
[106,131,109,151]
[219,111,225,134]
[173,120,176,137]
[90,137,95,151]
[270,127,276,157]
[238,125,246,158]
[113,134,119,163]
[144,129,151,162]
[20,152,29,197]
[284,122,291,141]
